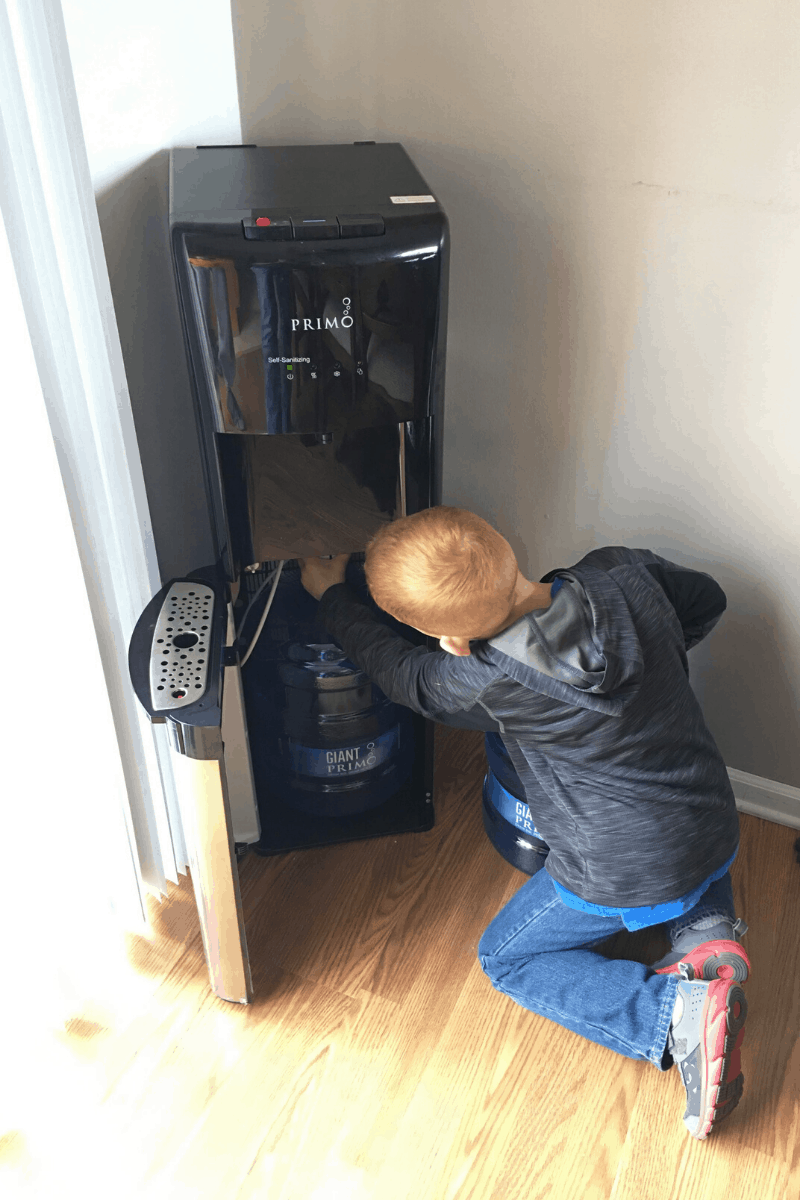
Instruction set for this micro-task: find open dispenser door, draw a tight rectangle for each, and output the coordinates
[129,569,254,1004]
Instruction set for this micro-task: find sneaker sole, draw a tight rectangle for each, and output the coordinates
[681,980,747,1140]
[655,939,750,983]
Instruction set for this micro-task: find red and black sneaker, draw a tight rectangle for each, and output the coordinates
[667,977,747,1139]
[655,939,750,984]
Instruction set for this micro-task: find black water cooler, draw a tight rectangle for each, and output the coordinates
[129,143,449,900]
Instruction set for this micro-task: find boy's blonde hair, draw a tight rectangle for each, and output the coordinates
[364,506,518,638]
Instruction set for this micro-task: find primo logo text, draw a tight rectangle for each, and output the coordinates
[292,296,353,332]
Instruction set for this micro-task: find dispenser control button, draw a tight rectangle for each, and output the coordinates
[338,214,385,237]
[291,216,340,240]
[242,215,292,240]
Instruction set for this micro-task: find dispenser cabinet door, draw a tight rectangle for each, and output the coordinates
[129,570,255,1005]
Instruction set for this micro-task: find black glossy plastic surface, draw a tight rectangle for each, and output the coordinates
[171,143,435,218]
[176,231,445,437]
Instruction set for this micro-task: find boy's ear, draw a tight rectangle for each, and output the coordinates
[438,636,471,657]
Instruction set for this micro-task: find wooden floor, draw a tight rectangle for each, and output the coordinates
[3,727,799,1199]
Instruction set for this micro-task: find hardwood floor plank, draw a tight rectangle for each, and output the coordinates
[372,957,645,1200]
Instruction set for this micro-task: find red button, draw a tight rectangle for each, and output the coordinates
[255,217,271,226]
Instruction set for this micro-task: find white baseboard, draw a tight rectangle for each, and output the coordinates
[727,767,800,831]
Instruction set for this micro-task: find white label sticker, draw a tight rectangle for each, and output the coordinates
[390,194,436,204]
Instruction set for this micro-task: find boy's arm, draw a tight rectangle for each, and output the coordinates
[642,556,727,650]
[316,583,501,730]
[562,546,728,651]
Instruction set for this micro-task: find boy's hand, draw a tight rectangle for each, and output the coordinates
[298,553,351,601]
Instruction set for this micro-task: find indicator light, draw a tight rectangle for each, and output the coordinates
[255,217,271,226]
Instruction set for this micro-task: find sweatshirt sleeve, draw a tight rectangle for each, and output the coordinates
[315,582,503,729]
[642,556,728,651]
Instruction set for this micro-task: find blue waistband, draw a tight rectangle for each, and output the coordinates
[551,851,738,930]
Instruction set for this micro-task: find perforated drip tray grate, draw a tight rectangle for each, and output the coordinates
[150,582,215,711]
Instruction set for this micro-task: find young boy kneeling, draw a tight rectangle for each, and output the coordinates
[299,506,749,1141]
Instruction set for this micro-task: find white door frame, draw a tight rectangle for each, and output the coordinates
[0,0,187,921]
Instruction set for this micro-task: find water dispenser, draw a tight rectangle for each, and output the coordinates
[128,143,449,1001]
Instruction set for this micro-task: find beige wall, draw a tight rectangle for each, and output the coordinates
[232,0,800,786]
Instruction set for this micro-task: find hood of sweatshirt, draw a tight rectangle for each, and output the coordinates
[484,564,645,706]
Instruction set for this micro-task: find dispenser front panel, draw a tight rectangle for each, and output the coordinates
[182,245,443,436]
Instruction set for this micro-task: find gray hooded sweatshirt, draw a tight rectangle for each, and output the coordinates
[317,546,739,909]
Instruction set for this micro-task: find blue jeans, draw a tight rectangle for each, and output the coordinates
[478,869,737,1070]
